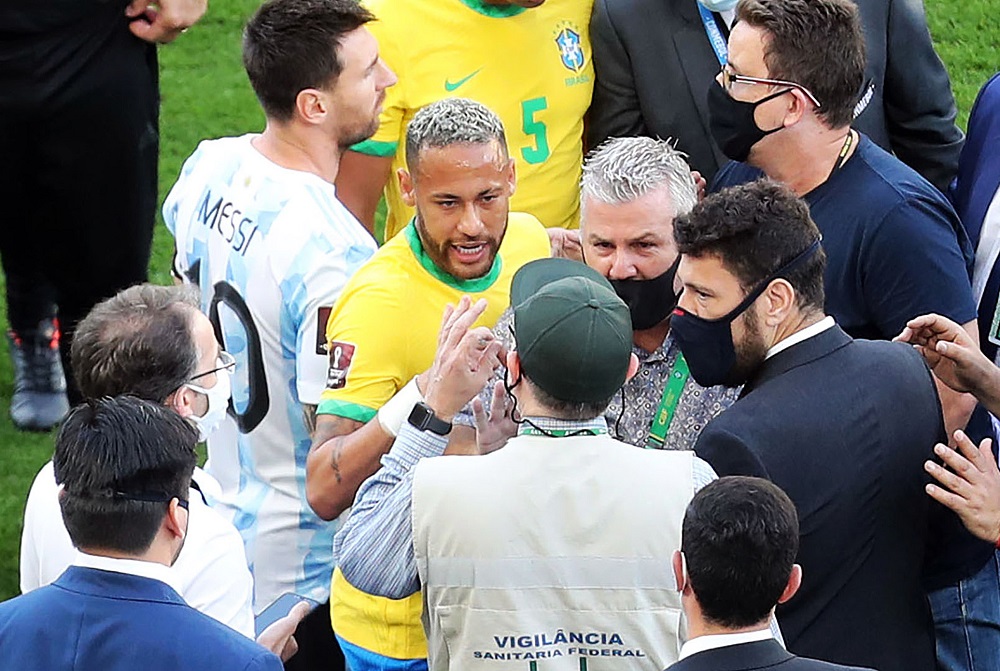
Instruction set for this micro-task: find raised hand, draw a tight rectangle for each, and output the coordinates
[421,297,503,422]
[472,379,517,455]
[895,313,996,397]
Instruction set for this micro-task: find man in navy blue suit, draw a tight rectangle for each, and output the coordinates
[0,397,282,671]
[670,180,946,671]
[666,476,872,671]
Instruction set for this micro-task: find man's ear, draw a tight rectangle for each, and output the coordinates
[294,88,329,125]
[777,564,802,604]
[782,89,810,128]
[506,157,517,195]
[672,550,687,593]
[164,498,188,542]
[506,350,521,381]
[167,386,195,420]
[762,278,796,328]
[399,168,416,207]
[624,353,640,383]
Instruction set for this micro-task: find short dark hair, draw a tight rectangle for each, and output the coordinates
[54,397,198,555]
[243,0,375,122]
[524,374,612,422]
[673,179,826,313]
[71,284,202,403]
[682,476,800,628]
[736,0,865,128]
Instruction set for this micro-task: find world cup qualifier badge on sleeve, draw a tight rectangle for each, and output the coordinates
[326,341,356,390]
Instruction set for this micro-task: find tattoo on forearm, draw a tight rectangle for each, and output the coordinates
[330,442,344,484]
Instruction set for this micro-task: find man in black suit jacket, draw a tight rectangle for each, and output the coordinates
[669,180,944,671]
[589,0,963,191]
[667,477,872,671]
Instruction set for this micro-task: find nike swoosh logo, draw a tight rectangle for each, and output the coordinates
[444,69,482,92]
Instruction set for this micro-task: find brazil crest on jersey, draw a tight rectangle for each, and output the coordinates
[353,0,594,241]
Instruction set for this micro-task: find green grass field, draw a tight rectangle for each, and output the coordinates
[0,0,996,601]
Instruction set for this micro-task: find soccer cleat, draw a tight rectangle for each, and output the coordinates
[7,318,69,431]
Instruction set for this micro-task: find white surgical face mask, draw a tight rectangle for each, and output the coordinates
[185,363,232,441]
[698,0,738,12]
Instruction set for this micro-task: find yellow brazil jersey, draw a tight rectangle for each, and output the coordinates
[353,0,594,241]
[318,211,550,423]
[319,212,549,665]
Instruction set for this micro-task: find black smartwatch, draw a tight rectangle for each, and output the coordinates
[407,402,452,436]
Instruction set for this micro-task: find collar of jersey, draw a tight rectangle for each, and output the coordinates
[458,0,526,18]
[404,220,503,293]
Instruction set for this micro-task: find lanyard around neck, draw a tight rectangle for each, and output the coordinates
[827,130,855,181]
[645,352,691,449]
[518,422,608,438]
[698,3,729,66]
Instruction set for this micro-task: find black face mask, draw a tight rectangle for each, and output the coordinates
[608,258,681,331]
[670,239,821,388]
[707,83,790,162]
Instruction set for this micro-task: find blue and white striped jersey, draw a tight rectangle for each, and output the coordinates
[164,134,377,609]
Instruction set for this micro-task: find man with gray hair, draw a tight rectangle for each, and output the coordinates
[451,136,738,450]
[305,97,549,671]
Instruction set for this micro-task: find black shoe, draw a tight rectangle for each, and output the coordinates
[8,318,69,431]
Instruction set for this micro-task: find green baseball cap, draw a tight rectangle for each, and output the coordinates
[511,258,633,403]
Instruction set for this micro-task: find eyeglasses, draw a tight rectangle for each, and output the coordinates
[719,65,822,109]
[189,350,236,382]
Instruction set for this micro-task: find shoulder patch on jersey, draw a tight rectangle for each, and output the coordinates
[316,306,333,355]
[326,341,357,390]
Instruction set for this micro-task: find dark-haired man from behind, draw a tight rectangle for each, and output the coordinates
[672,180,944,671]
[20,284,254,637]
[0,397,281,671]
[668,476,872,671]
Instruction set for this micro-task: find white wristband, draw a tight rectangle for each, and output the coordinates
[377,376,424,437]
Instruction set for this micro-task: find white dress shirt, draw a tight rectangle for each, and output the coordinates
[972,184,1000,310]
[766,316,837,360]
[19,462,255,638]
[72,551,182,593]
[678,627,774,660]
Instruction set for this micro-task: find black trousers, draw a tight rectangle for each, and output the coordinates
[284,599,346,671]
[0,1,158,403]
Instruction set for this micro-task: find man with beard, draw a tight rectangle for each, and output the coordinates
[672,180,945,671]
[450,136,739,451]
[705,2,998,663]
[164,0,395,667]
[306,97,549,671]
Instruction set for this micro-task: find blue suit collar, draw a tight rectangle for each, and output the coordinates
[54,566,186,606]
